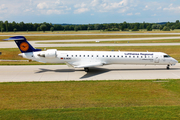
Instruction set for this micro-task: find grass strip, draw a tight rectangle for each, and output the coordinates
[37,39,180,44]
[0,80,180,110]
[1,35,180,41]
[0,106,180,120]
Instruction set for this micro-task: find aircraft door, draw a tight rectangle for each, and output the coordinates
[154,55,159,63]
[59,53,68,60]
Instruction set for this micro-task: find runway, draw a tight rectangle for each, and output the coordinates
[1,37,180,48]
[0,64,180,82]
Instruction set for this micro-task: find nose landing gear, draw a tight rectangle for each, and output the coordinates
[166,64,170,69]
[84,67,89,72]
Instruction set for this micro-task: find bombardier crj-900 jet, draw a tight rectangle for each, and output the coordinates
[4,36,178,72]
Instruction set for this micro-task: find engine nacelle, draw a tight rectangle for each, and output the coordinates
[38,49,57,59]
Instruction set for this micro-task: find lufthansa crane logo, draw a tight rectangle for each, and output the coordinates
[20,42,29,51]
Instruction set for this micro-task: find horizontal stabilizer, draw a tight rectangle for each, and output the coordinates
[3,37,24,41]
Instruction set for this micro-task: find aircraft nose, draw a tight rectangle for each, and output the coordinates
[172,58,178,64]
[175,59,178,64]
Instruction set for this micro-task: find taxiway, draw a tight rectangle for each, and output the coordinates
[1,37,180,48]
[0,64,180,82]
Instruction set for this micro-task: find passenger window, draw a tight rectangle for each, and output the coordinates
[88,55,89,57]
[113,55,115,57]
[110,55,111,57]
[79,55,81,57]
[106,55,108,57]
[117,55,119,57]
[92,55,93,57]
[97,55,98,57]
[67,55,68,57]
[102,55,104,57]
[72,55,73,57]
[76,55,77,57]
[121,56,123,58]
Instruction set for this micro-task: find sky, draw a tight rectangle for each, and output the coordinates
[0,0,180,24]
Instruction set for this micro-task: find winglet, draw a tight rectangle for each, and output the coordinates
[4,36,41,53]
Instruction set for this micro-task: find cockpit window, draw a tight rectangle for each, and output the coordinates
[164,55,171,58]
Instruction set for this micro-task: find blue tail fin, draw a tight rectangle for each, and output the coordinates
[4,36,41,53]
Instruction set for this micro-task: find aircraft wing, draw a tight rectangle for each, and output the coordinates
[65,62,104,68]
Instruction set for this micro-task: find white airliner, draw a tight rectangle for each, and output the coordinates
[4,36,178,72]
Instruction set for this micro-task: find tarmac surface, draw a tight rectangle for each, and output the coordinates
[1,37,180,48]
[0,64,180,82]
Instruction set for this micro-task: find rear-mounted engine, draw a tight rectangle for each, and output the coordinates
[37,49,57,58]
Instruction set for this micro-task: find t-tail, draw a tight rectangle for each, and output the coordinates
[4,36,41,53]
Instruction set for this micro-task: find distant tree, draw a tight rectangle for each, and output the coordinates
[74,26,78,32]
[162,26,170,31]
[171,25,175,31]
[156,24,161,29]
[176,20,179,23]
[64,25,70,31]
[176,23,180,29]
[5,21,8,32]
[94,24,100,30]
[87,26,91,31]
[147,25,152,31]
[1,28,4,33]
[113,28,119,31]
[50,27,54,32]
[37,27,40,31]
[40,24,47,32]
[69,25,74,30]
[132,26,139,31]
[152,24,157,29]
[159,26,163,31]
[13,28,17,32]
[19,22,25,31]
[120,25,124,31]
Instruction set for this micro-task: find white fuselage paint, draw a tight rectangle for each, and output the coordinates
[19,49,178,68]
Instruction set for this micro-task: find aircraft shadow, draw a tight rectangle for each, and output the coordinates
[36,68,75,73]
[80,68,110,79]
[36,67,180,79]
[80,67,180,79]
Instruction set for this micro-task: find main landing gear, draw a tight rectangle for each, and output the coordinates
[166,64,170,70]
[84,67,89,72]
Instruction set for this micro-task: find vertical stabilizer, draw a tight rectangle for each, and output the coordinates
[4,36,41,53]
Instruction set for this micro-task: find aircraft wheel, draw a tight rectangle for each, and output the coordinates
[167,65,170,69]
[84,67,89,72]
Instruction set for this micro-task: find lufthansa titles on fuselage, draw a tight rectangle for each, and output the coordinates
[124,53,153,56]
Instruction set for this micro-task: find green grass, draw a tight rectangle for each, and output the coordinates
[0,80,180,119]
[1,35,180,41]
[37,39,180,44]
[0,29,180,35]
[1,80,180,110]
[0,106,180,120]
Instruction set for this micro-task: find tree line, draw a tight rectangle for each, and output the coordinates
[0,20,180,32]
